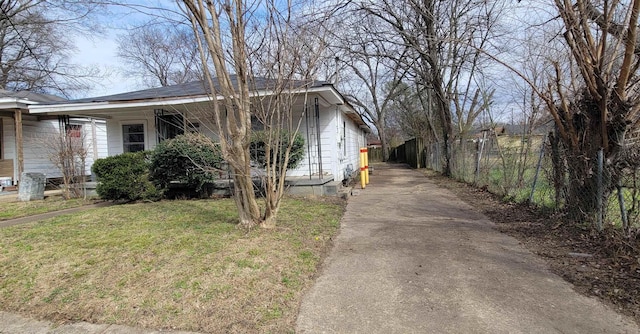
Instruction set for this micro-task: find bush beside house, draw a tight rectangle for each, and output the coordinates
[149,133,224,198]
[250,131,305,170]
[93,132,305,202]
[92,152,160,202]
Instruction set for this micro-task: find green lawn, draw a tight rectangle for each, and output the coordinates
[0,197,344,333]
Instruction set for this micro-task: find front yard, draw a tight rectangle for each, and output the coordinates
[0,197,344,333]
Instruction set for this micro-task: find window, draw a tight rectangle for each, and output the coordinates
[65,124,82,138]
[123,124,145,152]
[343,122,347,157]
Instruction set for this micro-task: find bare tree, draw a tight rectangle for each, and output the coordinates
[42,125,88,199]
[180,0,323,228]
[329,10,408,161]
[116,24,202,87]
[484,0,640,226]
[387,81,434,143]
[541,0,640,224]
[359,0,505,175]
[0,0,102,97]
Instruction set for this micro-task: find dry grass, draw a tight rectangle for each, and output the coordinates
[0,197,345,333]
[0,196,97,221]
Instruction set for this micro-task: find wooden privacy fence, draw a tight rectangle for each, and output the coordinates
[368,147,384,162]
[405,138,425,168]
[390,138,425,168]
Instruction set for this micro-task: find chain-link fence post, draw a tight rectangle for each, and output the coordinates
[597,148,604,231]
[474,132,486,185]
[617,179,629,232]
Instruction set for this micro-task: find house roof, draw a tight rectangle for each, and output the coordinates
[53,75,330,104]
[0,89,66,103]
[0,89,67,111]
[26,75,371,132]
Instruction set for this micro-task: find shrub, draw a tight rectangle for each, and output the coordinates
[250,130,305,170]
[149,133,223,198]
[92,152,160,202]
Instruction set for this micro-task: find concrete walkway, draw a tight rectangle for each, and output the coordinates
[0,312,199,334]
[296,163,640,333]
[0,202,113,228]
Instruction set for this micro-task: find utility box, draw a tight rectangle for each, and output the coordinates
[0,177,11,192]
[18,172,46,201]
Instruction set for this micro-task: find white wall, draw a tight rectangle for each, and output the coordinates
[22,116,62,178]
[98,99,367,184]
[1,116,16,181]
[70,118,108,176]
[105,110,218,156]
[106,111,156,156]
[342,112,367,180]
[286,101,367,183]
[286,100,335,179]
[0,115,109,182]
[1,117,15,161]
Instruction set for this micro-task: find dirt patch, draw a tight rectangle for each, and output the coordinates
[426,170,640,324]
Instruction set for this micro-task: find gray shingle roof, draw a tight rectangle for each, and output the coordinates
[63,75,330,104]
[0,89,66,103]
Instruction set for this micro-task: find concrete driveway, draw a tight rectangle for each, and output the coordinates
[296,163,639,334]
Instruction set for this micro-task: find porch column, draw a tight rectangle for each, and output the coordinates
[14,109,23,180]
[91,118,98,159]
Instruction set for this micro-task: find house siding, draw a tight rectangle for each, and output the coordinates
[286,103,366,183]
[106,111,155,156]
[1,117,16,182]
[22,116,61,178]
[2,117,16,161]
[72,118,108,176]
[0,116,108,182]
[106,110,218,156]
[287,102,335,179]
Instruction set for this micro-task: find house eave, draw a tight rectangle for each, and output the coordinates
[28,87,341,115]
[26,83,372,133]
[0,97,40,111]
[27,95,219,114]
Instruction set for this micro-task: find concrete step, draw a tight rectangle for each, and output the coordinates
[323,181,343,196]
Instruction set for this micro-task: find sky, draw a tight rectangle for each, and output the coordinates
[72,35,129,97]
[68,0,183,98]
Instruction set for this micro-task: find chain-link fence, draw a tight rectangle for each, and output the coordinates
[604,157,640,232]
[420,133,640,231]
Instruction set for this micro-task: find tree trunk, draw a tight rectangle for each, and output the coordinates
[232,166,261,228]
[563,153,600,223]
[378,119,390,162]
[229,140,261,228]
[556,96,627,225]
[434,88,453,176]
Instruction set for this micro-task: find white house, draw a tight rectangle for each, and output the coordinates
[0,90,107,187]
[28,77,370,194]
